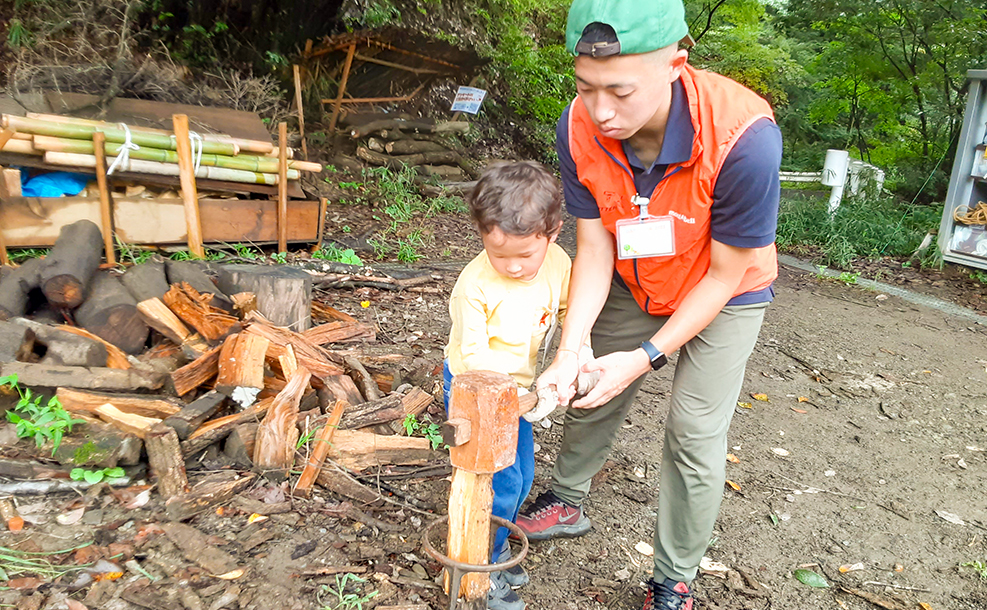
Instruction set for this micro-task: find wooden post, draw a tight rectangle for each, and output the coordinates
[171,114,205,259]
[277,121,288,254]
[293,64,308,160]
[91,132,116,266]
[313,197,328,253]
[445,371,520,606]
[0,200,7,267]
[327,43,357,136]
[293,398,346,498]
[146,423,188,498]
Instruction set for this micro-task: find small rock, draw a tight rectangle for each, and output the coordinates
[412,563,428,579]
[615,568,631,581]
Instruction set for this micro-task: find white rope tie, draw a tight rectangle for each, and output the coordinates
[188,131,204,174]
[106,123,139,176]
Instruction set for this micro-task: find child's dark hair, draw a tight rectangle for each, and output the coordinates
[468,161,563,237]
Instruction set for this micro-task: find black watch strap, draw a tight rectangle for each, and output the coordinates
[640,341,668,370]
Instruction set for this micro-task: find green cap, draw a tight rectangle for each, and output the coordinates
[566,0,691,57]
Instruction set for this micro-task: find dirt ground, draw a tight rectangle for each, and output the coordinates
[2,204,987,610]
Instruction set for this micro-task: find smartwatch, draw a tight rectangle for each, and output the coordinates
[640,340,667,371]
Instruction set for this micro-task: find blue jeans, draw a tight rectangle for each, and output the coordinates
[444,360,534,561]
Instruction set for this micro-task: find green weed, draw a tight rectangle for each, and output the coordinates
[396,230,426,263]
[70,467,126,484]
[271,252,288,265]
[7,18,31,48]
[970,271,987,285]
[232,243,261,260]
[313,245,363,266]
[838,271,860,285]
[368,236,391,260]
[317,573,379,610]
[2,374,85,455]
[961,560,987,581]
[8,248,48,263]
[116,238,154,266]
[402,414,445,450]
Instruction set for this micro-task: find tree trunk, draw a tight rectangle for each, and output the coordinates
[216,265,312,331]
[40,220,103,308]
[74,272,150,354]
[0,258,43,320]
[121,256,170,303]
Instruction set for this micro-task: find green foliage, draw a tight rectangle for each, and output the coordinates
[317,573,379,610]
[70,467,126,484]
[1,375,85,455]
[6,18,31,49]
[395,230,426,263]
[345,0,401,28]
[970,271,987,285]
[368,236,391,260]
[313,245,364,266]
[232,243,261,260]
[961,560,987,581]
[402,414,445,450]
[8,248,49,263]
[174,21,231,68]
[117,239,154,266]
[271,251,288,265]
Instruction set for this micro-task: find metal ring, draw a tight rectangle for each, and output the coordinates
[421,515,529,573]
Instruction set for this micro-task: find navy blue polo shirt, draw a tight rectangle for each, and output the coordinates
[557,77,782,306]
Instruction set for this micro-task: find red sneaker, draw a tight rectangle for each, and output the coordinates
[643,578,693,610]
[515,491,591,540]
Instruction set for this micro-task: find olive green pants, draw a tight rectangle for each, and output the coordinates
[550,281,767,583]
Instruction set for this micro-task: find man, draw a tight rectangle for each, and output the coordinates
[515,1,783,608]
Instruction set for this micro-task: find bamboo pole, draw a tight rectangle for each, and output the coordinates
[2,115,239,156]
[91,132,116,265]
[172,114,204,259]
[0,138,41,156]
[278,121,288,253]
[26,112,274,154]
[293,65,308,160]
[328,43,357,135]
[43,152,298,184]
[32,135,321,173]
[321,82,426,105]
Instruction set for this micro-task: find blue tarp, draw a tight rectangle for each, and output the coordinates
[20,170,90,198]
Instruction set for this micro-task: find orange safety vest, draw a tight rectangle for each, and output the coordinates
[567,64,778,316]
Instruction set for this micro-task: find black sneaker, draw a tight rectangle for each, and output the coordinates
[516,490,591,540]
[487,571,526,610]
[643,577,693,610]
[494,544,529,588]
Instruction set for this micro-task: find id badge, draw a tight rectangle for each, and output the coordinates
[615,215,675,259]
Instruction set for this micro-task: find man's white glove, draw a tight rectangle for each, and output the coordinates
[521,386,559,423]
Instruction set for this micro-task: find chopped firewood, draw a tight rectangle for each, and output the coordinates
[223,423,258,467]
[302,320,375,345]
[311,302,357,325]
[162,390,227,440]
[243,311,343,378]
[231,292,257,318]
[344,356,382,401]
[165,260,233,311]
[74,272,150,354]
[216,264,313,331]
[93,403,161,438]
[57,388,182,419]
[0,321,34,363]
[160,521,240,575]
[51,420,142,467]
[253,368,311,479]
[216,333,270,399]
[10,318,107,367]
[171,343,222,396]
[181,397,272,457]
[136,297,209,359]
[163,282,240,342]
[316,461,384,506]
[56,325,131,369]
[120,256,170,303]
[39,220,103,308]
[0,258,43,320]
[164,472,256,521]
[371,368,401,394]
[318,373,364,406]
[338,394,406,430]
[402,387,433,416]
[145,424,188,498]
[327,430,434,471]
[0,362,163,391]
[294,399,347,498]
[0,457,83,479]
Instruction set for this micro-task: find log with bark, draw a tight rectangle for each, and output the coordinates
[55,325,131,369]
[0,321,34,363]
[39,220,104,308]
[0,258,43,320]
[9,317,107,367]
[170,343,222,396]
[121,256,170,303]
[223,422,258,467]
[145,423,188,498]
[57,387,182,419]
[356,146,471,172]
[344,355,382,402]
[164,472,256,521]
[349,119,469,139]
[181,397,272,456]
[162,390,227,440]
[326,430,434,471]
[216,265,312,331]
[50,419,143,467]
[318,373,364,407]
[165,260,232,311]
[73,272,150,354]
[0,362,163,391]
[253,368,311,479]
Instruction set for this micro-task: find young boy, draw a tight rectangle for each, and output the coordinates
[444,161,571,610]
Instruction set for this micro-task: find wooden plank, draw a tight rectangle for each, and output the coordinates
[293,399,346,498]
[278,121,288,253]
[171,343,222,397]
[172,114,204,258]
[446,469,494,602]
[328,44,357,135]
[91,132,116,265]
[0,196,321,248]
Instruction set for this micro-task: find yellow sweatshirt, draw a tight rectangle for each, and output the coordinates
[445,243,571,388]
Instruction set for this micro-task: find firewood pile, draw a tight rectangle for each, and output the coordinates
[0,219,443,518]
[348,114,476,182]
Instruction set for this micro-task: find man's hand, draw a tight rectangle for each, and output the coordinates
[570,348,651,409]
[536,349,581,406]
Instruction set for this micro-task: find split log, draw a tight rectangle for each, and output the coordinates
[385,139,449,155]
[136,297,209,359]
[0,258,43,320]
[216,333,270,396]
[327,430,434,471]
[0,362,163,391]
[146,424,188,498]
[318,373,364,407]
[302,320,375,345]
[338,394,406,430]
[316,462,384,506]
[162,390,227,440]
[121,256,170,303]
[0,457,79,479]
[243,312,343,378]
[311,302,358,325]
[39,219,103,308]
[223,423,258,467]
[50,420,142,467]
[163,283,240,342]
[93,403,161,438]
[165,260,232,311]
[170,343,222,396]
[163,472,256,521]
[349,119,469,138]
[253,368,311,478]
[231,292,257,318]
[10,317,107,367]
[74,272,150,354]
[57,387,182,419]
[345,356,382,401]
[356,146,470,172]
[294,399,346,498]
[181,397,272,456]
[55,325,131,369]
[0,321,34,363]
[216,265,312,331]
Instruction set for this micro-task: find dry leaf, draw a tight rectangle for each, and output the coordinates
[726,454,740,464]
[935,510,965,525]
[7,577,43,590]
[699,556,730,575]
[125,490,151,510]
[797,396,809,403]
[791,408,808,414]
[56,507,86,525]
[772,448,790,457]
[737,402,753,409]
[839,562,865,573]
[247,513,268,524]
[213,568,246,580]
[725,480,741,491]
[918,603,933,610]
[634,541,654,556]
[750,393,769,402]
